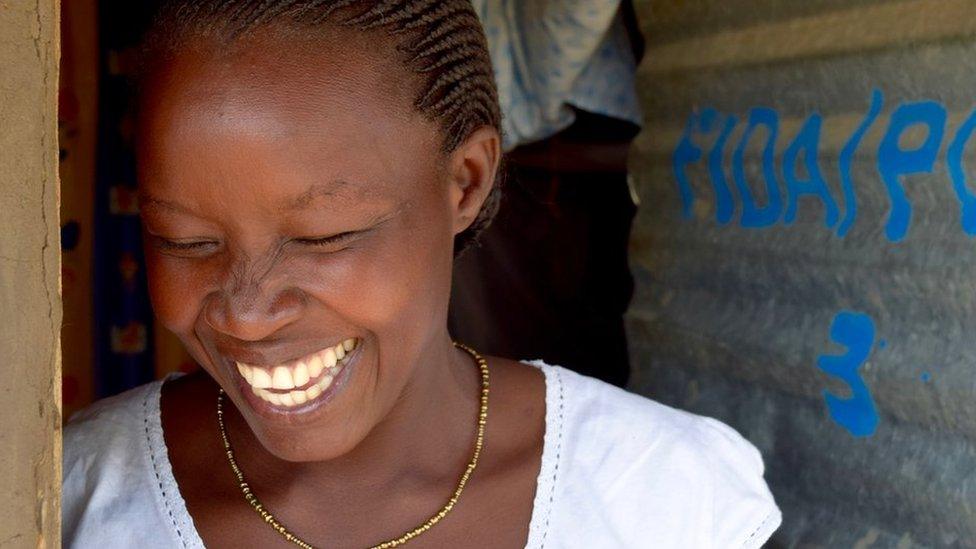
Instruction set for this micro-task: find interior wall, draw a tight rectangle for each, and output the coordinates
[627,1,976,546]
[60,0,98,420]
[0,0,62,546]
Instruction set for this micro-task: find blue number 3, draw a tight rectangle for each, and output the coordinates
[817,311,880,437]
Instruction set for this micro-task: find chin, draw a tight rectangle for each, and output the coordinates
[250,417,369,463]
[216,336,382,462]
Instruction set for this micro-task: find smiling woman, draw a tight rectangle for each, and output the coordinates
[61,2,780,548]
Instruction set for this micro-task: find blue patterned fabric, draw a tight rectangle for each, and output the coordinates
[92,3,158,399]
[473,0,643,150]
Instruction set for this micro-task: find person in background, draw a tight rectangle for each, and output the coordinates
[451,0,644,388]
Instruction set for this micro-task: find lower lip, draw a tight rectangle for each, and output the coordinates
[233,344,361,419]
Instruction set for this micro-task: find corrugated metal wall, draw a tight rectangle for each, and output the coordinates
[626,1,976,546]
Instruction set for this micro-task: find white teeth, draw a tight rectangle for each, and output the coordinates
[307,354,324,379]
[236,362,253,384]
[272,366,295,390]
[293,361,310,387]
[317,374,334,392]
[323,347,337,368]
[251,371,338,408]
[250,367,272,389]
[238,338,359,407]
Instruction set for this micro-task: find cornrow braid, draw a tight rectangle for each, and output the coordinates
[141,0,503,256]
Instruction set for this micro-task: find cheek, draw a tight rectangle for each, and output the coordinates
[145,252,212,335]
[300,201,455,340]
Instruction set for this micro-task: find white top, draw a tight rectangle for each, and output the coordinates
[63,360,782,548]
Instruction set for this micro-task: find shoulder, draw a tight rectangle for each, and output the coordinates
[63,380,160,470]
[63,379,176,546]
[63,379,163,469]
[526,361,781,548]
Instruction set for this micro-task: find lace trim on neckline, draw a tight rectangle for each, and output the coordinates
[143,362,563,549]
[143,373,207,548]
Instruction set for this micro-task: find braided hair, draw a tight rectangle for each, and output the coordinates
[139,0,503,255]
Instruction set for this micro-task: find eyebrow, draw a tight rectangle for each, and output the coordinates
[138,180,353,216]
[283,180,350,212]
[138,195,192,215]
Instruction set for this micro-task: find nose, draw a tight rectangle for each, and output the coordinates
[203,283,305,342]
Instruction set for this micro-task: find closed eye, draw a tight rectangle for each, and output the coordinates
[294,231,358,247]
[153,238,217,252]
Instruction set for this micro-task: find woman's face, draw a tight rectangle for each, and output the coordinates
[136,32,476,462]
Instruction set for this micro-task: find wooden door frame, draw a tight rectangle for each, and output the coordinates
[0,0,62,546]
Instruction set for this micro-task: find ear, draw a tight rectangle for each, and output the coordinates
[448,126,502,236]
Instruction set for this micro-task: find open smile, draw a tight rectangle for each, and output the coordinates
[233,338,360,408]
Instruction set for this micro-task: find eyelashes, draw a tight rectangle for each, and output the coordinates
[292,231,358,248]
[153,238,216,252]
[152,231,360,253]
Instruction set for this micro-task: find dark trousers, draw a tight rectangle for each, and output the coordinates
[448,156,638,388]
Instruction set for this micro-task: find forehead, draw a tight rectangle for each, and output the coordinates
[136,28,443,210]
[144,24,420,117]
